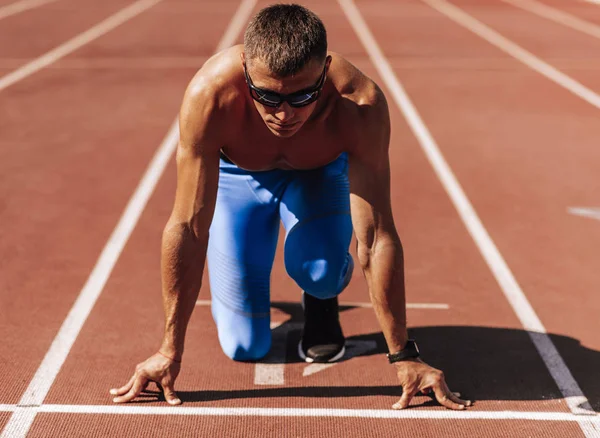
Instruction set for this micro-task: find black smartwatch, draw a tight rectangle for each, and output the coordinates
[386,339,420,364]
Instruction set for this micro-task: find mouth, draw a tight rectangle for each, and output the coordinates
[268,121,298,131]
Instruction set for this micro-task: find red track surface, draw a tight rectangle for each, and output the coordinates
[1,0,599,436]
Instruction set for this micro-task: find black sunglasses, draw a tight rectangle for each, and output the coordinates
[243,63,327,108]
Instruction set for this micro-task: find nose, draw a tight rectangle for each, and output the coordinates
[274,102,295,123]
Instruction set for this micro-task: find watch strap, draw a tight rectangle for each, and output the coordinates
[387,339,420,364]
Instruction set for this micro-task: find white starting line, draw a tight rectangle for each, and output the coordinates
[0,404,597,422]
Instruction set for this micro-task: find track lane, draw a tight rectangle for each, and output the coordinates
[2,0,596,436]
[25,413,587,438]
[531,0,600,27]
[447,0,600,96]
[0,0,61,21]
[354,0,600,413]
[40,1,573,424]
[0,0,255,436]
[0,0,245,410]
[0,0,138,58]
[0,0,52,9]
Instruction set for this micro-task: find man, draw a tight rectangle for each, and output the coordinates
[109,4,471,410]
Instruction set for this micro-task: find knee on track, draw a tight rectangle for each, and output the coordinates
[218,324,272,361]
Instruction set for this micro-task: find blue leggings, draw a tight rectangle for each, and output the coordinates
[207,153,354,361]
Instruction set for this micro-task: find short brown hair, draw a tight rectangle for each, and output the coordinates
[243,4,327,77]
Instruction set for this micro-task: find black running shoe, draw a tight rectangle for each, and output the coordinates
[298,292,345,363]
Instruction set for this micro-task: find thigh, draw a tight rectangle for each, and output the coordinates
[279,152,352,244]
[207,159,281,318]
[279,154,353,296]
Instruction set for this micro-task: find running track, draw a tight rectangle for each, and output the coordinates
[1,0,599,436]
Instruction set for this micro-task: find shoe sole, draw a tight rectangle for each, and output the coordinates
[298,341,346,363]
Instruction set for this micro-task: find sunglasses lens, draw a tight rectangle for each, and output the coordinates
[288,92,317,106]
[253,89,282,107]
[288,92,318,107]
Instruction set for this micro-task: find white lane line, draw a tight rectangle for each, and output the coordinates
[568,207,600,221]
[0,1,256,437]
[0,56,210,70]
[0,0,163,93]
[254,322,299,386]
[339,0,597,426]
[0,120,180,438]
[0,0,59,21]
[1,404,600,422]
[502,0,600,40]
[419,0,600,112]
[342,301,450,310]
[15,119,176,407]
[196,300,449,309]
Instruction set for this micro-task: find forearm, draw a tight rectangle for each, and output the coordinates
[360,236,408,353]
[159,221,208,360]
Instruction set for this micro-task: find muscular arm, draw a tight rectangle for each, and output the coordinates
[159,82,223,361]
[348,91,407,354]
[348,86,470,410]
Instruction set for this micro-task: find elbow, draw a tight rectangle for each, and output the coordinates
[163,219,209,246]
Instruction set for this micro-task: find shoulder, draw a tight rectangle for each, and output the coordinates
[327,53,390,149]
[179,45,246,149]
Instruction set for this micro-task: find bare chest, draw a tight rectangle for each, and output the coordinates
[221,120,348,171]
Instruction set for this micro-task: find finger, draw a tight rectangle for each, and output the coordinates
[432,381,465,410]
[421,388,460,398]
[392,386,418,410]
[447,391,471,407]
[161,381,181,406]
[443,381,471,407]
[112,375,147,404]
[109,374,136,396]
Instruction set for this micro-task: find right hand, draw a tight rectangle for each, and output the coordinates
[109,352,182,405]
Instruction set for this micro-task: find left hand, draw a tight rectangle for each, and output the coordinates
[392,358,472,410]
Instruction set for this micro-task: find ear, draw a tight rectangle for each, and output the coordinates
[240,52,246,63]
[325,55,332,71]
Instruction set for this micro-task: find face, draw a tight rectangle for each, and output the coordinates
[241,54,331,138]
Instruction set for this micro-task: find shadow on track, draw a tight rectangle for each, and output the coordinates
[132,301,600,412]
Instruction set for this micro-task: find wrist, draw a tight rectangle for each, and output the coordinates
[157,350,182,363]
[159,340,183,362]
[386,335,409,355]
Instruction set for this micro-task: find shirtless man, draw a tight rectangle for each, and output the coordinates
[109,4,471,410]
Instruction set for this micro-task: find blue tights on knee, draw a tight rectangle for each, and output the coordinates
[207,153,353,361]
